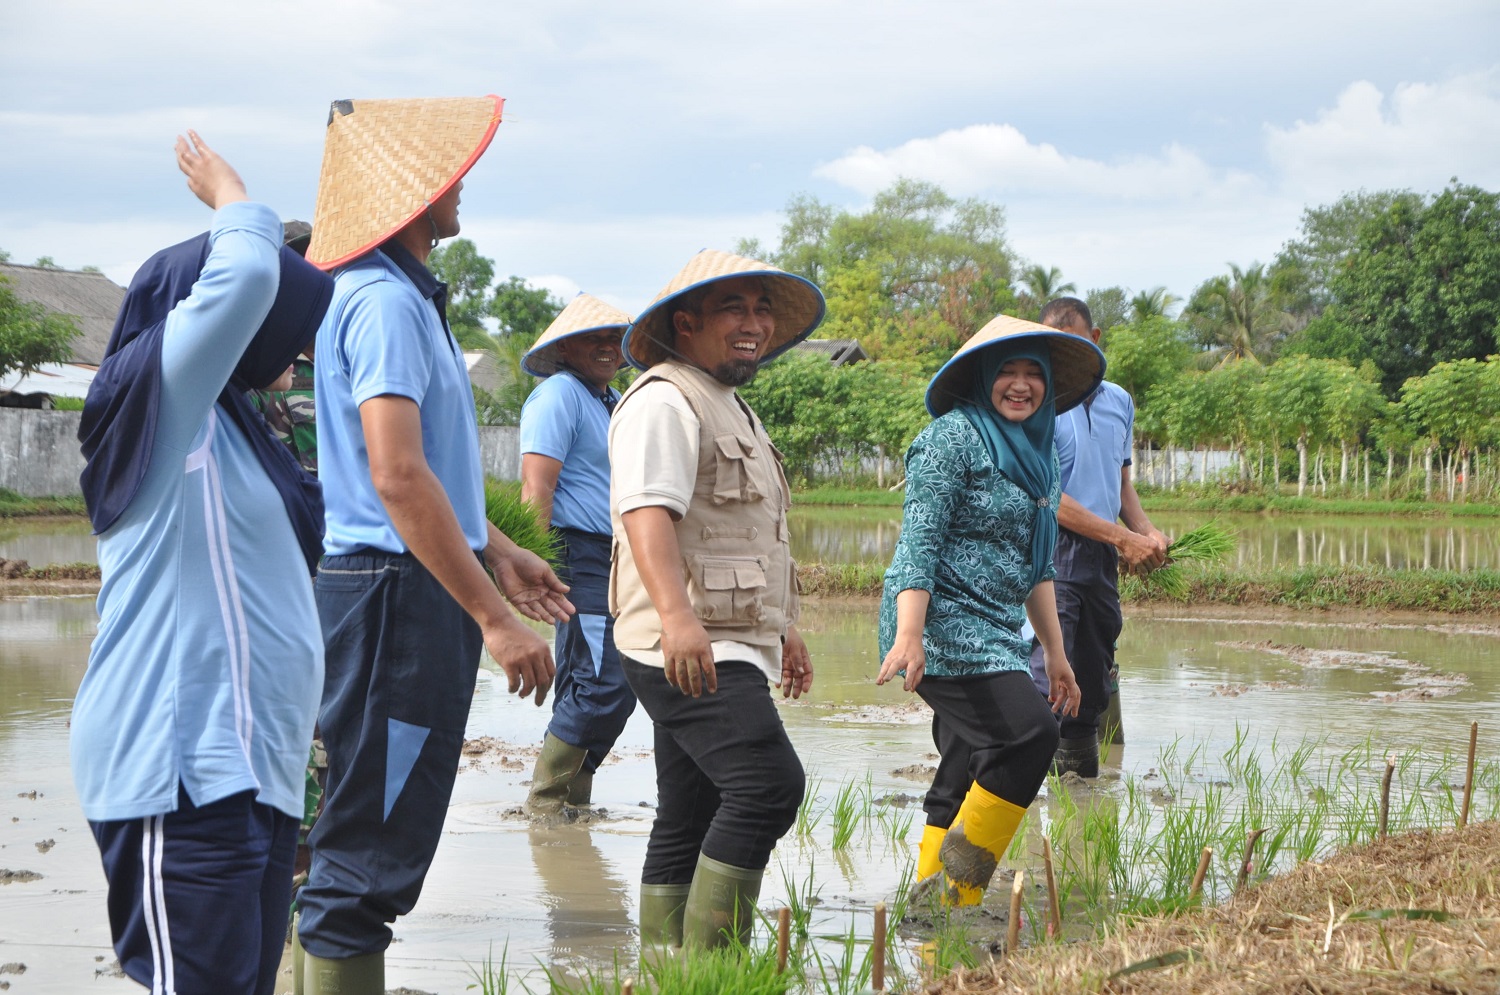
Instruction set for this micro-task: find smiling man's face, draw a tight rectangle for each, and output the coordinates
[671,276,773,387]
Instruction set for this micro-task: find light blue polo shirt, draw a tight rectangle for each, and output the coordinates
[1056,380,1134,524]
[316,245,487,556]
[519,370,617,535]
[71,202,322,822]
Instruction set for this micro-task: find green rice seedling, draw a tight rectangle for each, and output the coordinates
[923,906,981,976]
[483,480,560,567]
[876,799,914,846]
[777,858,821,940]
[796,776,825,840]
[1005,807,1034,861]
[887,857,916,930]
[811,916,875,995]
[464,942,511,995]
[830,779,863,851]
[636,938,792,995]
[1135,521,1237,598]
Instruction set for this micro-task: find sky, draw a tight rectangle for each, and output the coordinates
[3,0,1499,316]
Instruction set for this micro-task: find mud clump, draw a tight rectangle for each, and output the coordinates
[0,870,42,885]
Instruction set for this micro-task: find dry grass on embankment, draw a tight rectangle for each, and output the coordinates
[930,822,1500,995]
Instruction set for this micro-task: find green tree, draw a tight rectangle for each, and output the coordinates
[1015,264,1075,319]
[1326,181,1500,396]
[1275,189,1423,315]
[428,238,497,346]
[1321,360,1384,488]
[1085,286,1128,331]
[1183,263,1292,366]
[489,275,563,343]
[0,276,81,382]
[1259,356,1342,496]
[1101,316,1193,404]
[33,256,58,269]
[1399,357,1500,500]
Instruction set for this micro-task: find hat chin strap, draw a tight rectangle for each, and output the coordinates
[427,211,441,251]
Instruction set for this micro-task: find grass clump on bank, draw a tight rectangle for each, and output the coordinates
[792,486,905,508]
[0,488,87,517]
[1138,489,1500,520]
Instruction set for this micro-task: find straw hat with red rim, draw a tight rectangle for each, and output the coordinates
[925,314,1106,418]
[521,294,634,378]
[622,250,825,371]
[305,95,504,271]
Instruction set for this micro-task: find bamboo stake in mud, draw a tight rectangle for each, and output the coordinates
[1006,870,1025,953]
[872,901,887,992]
[1379,755,1396,839]
[621,981,634,995]
[776,906,791,973]
[1236,828,1267,893]
[1461,720,1479,828]
[1188,847,1212,903]
[1041,837,1062,938]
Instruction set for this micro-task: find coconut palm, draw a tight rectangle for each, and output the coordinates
[1184,263,1291,367]
[1128,286,1180,322]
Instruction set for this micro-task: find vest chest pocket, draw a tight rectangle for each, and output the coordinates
[687,554,767,625]
[712,434,765,505]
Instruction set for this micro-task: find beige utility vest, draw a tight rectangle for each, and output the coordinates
[609,361,799,654]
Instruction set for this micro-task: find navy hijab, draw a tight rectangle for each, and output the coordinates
[78,232,333,575]
[956,339,1058,588]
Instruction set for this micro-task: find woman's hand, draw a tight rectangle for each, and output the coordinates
[1044,651,1082,717]
[877,630,925,692]
[174,131,248,210]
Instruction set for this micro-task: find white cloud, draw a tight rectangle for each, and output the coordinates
[1264,71,1500,196]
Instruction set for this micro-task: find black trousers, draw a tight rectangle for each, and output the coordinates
[916,670,1060,829]
[623,656,804,883]
[1027,530,1124,740]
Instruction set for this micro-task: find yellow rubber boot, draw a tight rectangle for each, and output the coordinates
[936,782,1027,907]
[916,823,947,881]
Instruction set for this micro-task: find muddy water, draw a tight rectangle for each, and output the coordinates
[2,588,1497,993]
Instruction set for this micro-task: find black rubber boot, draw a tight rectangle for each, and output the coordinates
[1052,731,1100,779]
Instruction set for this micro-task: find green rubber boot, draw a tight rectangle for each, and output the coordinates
[639,882,691,948]
[303,950,383,995]
[1100,689,1125,747]
[291,915,304,995]
[680,854,763,950]
[526,733,587,817]
[566,766,595,807]
[1052,731,1100,779]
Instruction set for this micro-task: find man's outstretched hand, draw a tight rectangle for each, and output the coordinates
[174,130,248,210]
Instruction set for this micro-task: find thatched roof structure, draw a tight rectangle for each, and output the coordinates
[791,337,868,366]
[0,263,126,366]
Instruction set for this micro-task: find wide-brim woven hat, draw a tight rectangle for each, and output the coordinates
[926,314,1106,417]
[521,294,633,377]
[622,250,826,371]
[305,95,504,271]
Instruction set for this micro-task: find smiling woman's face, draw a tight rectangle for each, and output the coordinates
[990,357,1047,422]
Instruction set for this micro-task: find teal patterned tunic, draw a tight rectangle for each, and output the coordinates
[879,410,1060,678]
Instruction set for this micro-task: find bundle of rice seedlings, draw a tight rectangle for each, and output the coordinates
[483,479,561,567]
[1137,522,1237,600]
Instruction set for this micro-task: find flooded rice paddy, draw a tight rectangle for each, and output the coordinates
[1,516,1497,992]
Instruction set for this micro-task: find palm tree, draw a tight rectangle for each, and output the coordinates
[1184,263,1291,367]
[1128,286,1180,322]
[1019,264,1076,302]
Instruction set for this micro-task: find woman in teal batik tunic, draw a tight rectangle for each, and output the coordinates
[876,315,1104,906]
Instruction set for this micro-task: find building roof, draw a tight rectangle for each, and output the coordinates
[0,362,97,399]
[0,262,127,367]
[791,337,869,366]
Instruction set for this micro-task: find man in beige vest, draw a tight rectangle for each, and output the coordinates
[609,250,824,951]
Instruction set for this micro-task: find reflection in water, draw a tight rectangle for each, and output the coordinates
[528,823,635,964]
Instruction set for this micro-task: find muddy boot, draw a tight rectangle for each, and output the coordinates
[526,733,587,817]
[303,951,383,995]
[680,854,763,950]
[916,822,947,881]
[639,882,691,949]
[931,782,1027,907]
[566,766,595,807]
[1053,731,1100,779]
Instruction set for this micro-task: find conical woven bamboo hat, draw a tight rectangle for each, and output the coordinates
[622,250,825,370]
[925,314,1105,417]
[305,95,504,270]
[521,294,633,377]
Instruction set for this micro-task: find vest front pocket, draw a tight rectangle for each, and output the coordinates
[712,434,765,505]
[688,554,768,624]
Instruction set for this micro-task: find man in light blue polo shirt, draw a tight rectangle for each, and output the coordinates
[1028,297,1168,778]
[294,96,573,993]
[517,294,637,816]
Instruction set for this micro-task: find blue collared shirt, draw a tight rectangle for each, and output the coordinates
[71,203,322,822]
[1056,380,1134,524]
[315,242,486,556]
[519,370,617,535]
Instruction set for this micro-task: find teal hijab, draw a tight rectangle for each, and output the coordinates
[956,340,1058,588]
